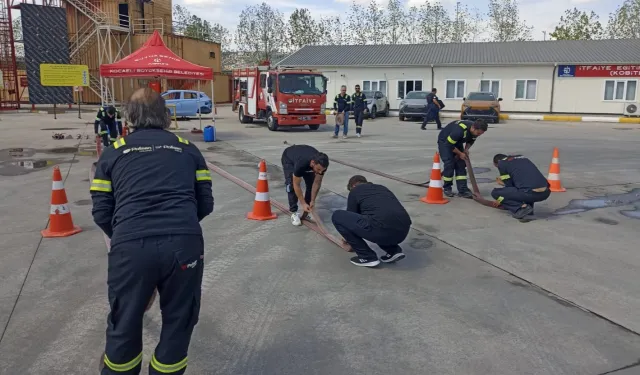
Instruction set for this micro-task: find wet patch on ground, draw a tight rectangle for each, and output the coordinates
[552,188,640,220]
[594,217,619,225]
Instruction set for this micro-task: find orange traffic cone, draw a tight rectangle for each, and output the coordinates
[421,152,449,204]
[247,160,277,221]
[41,166,82,238]
[547,147,566,192]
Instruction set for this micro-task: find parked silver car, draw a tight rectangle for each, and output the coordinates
[362,90,390,118]
[398,91,429,121]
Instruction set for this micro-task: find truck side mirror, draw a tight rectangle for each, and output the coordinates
[267,87,273,94]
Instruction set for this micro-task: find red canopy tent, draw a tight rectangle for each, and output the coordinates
[99,30,215,129]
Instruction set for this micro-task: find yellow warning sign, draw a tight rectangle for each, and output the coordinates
[40,64,89,87]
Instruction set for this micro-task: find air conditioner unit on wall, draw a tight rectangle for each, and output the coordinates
[623,102,639,117]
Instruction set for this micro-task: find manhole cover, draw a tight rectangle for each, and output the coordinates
[41,127,78,130]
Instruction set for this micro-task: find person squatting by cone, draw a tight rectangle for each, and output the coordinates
[490,154,551,220]
[332,85,351,139]
[437,119,488,198]
[332,175,412,267]
[351,84,369,138]
[281,144,329,226]
[94,105,123,147]
[91,88,214,375]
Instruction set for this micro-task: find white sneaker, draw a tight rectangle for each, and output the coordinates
[342,135,348,139]
[291,213,302,226]
[356,134,361,138]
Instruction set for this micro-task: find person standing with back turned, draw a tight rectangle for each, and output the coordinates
[91,88,214,375]
[421,88,442,130]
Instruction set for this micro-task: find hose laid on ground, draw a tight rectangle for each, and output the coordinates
[206,162,352,252]
[465,158,499,208]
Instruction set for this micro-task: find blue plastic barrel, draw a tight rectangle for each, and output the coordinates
[203,125,216,142]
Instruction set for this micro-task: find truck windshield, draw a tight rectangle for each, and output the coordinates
[278,74,324,95]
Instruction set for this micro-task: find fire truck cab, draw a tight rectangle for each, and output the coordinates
[232,65,328,131]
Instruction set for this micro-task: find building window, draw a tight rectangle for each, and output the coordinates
[397,80,422,99]
[515,79,537,100]
[604,80,637,101]
[480,80,500,96]
[363,80,387,94]
[259,73,267,88]
[445,79,465,99]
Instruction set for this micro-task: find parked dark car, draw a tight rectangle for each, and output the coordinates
[398,91,430,121]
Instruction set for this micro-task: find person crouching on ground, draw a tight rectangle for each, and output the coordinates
[281,144,329,226]
[331,175,412,267]
[490,153,551,219]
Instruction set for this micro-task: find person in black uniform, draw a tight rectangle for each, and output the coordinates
[95,106,122,147]
[332,175,412,267]
[351,84,368,138]
[437,119,488,198]
[281,144,329,226]
[490,154,551,219]
[421,88,442,130]
[332,85,351,139]
[91,88,214,375]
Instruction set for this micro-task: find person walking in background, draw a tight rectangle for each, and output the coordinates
[332,85,351,139]
[421,88,442,130]
[351,84,368,138]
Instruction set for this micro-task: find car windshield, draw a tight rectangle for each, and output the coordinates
[405,91,428,99]
[278,74,324,95]
[467,92,496,101]
[363,91,375,98]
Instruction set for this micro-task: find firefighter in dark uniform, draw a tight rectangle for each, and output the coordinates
[421,88,442,130]
[437,119,488,198]
[91,88,214,375]
[332,85,351,139]
[490,154,551,219]
[95,106,122,147]
[332,175,412,267]
[351,84,368,138]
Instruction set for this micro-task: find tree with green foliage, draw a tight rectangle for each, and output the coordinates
[449,2,478,43]
[607,0,640,39]
[235,2,287,63]
[384,0,405,44]
[172,5,231,46]
[287,8,321,50]
[347,1,368,45]
[550,8,604,40]
[487,0,532,41]
[418,1,451,43]
[318,16,346,45]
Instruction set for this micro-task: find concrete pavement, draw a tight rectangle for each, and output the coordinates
[0,109,639,374]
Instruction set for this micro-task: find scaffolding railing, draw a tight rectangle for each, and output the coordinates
[132,18,163,34]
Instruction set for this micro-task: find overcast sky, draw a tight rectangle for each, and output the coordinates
[174,0,622,42]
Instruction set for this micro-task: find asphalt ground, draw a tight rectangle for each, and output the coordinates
[0,108,639,374]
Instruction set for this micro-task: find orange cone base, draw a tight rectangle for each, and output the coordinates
[420,196,449,205]
[550,187,566,192]
[247,212,277,221]
[41,225,82,238]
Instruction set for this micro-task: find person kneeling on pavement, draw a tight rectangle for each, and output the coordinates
[490,153,551,219]
[332,175,412,268]
[281,144,329,226]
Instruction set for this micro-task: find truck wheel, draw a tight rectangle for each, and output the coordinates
[308,124,320,130]
[267,113,279,131]
[238,106,252,124]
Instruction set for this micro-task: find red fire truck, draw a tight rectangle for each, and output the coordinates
[232,65,327,131]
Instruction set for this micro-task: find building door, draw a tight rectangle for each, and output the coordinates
[118,3,129,28]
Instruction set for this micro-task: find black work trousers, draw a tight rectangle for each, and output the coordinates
[438,143,468,192]
[353,109,365,134]
[421,106,442,129]
[282,157,313,213]
[99,121,119,147]
[491,187,551,214]
[331,210,409,261]
[102,234,204,375]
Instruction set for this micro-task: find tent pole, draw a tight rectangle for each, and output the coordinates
[210,79,215,123]
[198,80,202,130]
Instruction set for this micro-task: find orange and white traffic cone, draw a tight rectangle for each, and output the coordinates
[547,147,566,192]
[420,152,449,204]
[41,166,82,238]
[247,160,277,221]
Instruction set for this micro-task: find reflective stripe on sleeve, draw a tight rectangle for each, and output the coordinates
[458,122,468,129]
[150,354,188,374]
[447,136,456,144]
[500,174,510,180]
[104,353,143,372]
[196,169,212,181]
[177,136,189,145]
[113,138,126,149]
[90,179,112,192]
[497,196,504,203]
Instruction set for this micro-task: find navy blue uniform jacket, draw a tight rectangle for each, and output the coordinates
[347,183,412,231]
[90,128,214,245]
[351,92,367,111]
[437,120,477,150]
[497,155,550,190]
[333,93,352,113]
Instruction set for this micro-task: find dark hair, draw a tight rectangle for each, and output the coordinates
[431,88,437,92]
[124,88,171,130]
[348,175,367,191]
[473,119,488,131]
[106,106,116,116]
[312,152,329,168]
[493,154,508,164]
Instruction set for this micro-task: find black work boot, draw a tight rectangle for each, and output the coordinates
[458,190,473,199]
[513,204,534,219]
[444,189,455,198]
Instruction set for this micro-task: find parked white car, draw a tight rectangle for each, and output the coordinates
[362,90,390,118]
